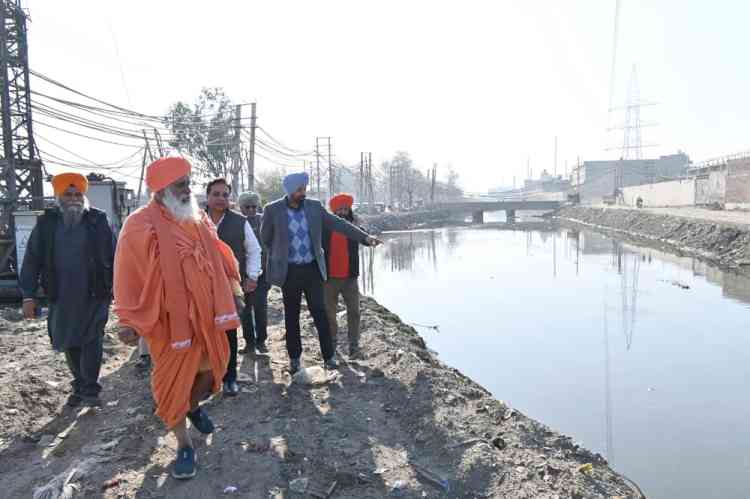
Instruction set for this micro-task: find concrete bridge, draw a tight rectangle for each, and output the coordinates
[431,200,564,223]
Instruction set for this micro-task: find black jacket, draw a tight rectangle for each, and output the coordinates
[19,207,116,302]
[322,216,365,279]
[215,209,248,281]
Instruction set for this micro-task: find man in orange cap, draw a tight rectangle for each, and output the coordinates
[20,172,116,408]
[323,194,371,357]
[113,156,244,480]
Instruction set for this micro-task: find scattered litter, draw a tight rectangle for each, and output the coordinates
[374,467,388,475]
[241,439,270,453]
[289,477,309,493]
[578,463,594,475]
[410,461,450,492]
[106,400,119,407]
[101,478,122,491]
[45,380,61,389]
[223,485,238,494]
[32,458,95,499]
[291,366,339,386]
[390,480,406,496]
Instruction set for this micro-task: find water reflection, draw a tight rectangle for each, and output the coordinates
[359,225,750,498]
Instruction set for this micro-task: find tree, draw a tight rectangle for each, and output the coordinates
[255,167,287,205]
[164,87,237,184]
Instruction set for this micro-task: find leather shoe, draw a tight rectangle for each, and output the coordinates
[223,380,239,396]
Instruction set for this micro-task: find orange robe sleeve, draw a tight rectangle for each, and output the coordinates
[216,238,242,294]
[113,210,164,339]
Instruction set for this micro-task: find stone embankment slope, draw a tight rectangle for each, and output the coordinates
[557,206,750,276]
[0,291,640,498]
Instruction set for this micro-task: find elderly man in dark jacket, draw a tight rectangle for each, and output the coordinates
[20,172,116,407]
[260,172,380,373]
[237,191,270,355]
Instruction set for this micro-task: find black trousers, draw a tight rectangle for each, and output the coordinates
[241,274,269,347]
[64,334,104,397]
[281,263,334,361]
[224,329,238,382]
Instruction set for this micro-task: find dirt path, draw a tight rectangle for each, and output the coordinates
[0,291,639,498]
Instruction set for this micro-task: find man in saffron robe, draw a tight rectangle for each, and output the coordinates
[113,157,243,480]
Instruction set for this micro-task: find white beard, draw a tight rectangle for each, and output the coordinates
[58,196,90,228]
[162,189,201,222]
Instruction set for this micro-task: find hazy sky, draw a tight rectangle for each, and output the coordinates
[23,0,750,193]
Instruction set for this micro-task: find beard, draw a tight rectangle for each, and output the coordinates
[162,189,201,222]
[59,196,89,228]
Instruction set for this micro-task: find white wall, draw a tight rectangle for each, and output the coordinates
[622,178,696,207]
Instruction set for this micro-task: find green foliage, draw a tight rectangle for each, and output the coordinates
[164,87,235,180]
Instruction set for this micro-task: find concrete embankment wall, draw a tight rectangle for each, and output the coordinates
[622,178,696,207]
[556,206,750,274]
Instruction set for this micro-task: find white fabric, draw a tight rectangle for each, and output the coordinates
[243,220,262,280]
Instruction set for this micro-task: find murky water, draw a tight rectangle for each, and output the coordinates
[359,224,750,499]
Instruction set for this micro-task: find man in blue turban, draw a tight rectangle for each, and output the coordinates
[260,171,381,373]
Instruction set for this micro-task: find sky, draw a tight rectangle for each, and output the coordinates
[21,0,750,194]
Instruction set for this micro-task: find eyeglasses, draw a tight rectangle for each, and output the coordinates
[211,191,230,198]
[63,191,83,199]
[242,204,258,210]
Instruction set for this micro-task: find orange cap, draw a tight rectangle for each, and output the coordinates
[146,157,191,192]
[51,172,89,196]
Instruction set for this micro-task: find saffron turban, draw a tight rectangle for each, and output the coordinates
[52,172,89,196]
[146,157,192,192]
[282,172,309,196]
[329,193,354,212]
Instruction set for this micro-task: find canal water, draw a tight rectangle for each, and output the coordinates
[359,223,750,499]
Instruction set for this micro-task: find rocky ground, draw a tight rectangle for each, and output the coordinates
[556,205,750,277]
[0,290,641,498]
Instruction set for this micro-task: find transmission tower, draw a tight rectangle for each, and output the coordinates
[0,0,42,212]
[0,0,43,277]
[621,65,643,159]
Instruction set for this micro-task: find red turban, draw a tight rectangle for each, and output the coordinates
[52,172,88,196]
[329,193,354,212]
[146,157,191,192]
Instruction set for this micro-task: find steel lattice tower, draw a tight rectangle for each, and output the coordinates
[621,64,643,160]
[0,0,43,276]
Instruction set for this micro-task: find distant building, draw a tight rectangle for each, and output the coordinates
[574,152,690,204]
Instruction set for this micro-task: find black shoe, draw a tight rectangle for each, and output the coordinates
[136,355,151,370]
[324,354,339,370]
[172,446,197,480]
[289,358,301,374]
[187,407,214,434]
[81,395,102,407]
[223,380,239,396]
[66,393,82,407]
[255,343,269,355]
